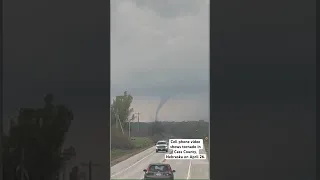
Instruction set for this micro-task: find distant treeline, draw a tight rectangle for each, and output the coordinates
[129,120,209,139]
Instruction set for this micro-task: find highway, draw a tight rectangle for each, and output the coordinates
[111,146,209,180]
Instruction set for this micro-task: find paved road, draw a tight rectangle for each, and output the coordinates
[111,146,209,180]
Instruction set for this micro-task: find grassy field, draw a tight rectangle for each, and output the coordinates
[111,137,154,165]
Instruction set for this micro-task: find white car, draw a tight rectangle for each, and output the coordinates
[155,140,168,153]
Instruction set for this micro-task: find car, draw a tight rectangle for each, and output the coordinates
[143,163,176,180]
[155,140,168,153]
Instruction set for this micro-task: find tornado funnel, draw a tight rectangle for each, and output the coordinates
[155,96,172,121]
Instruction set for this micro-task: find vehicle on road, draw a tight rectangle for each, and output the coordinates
[143,163,175,180]
[155,140,168,153]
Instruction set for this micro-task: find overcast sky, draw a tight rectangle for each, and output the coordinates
[111,0,210,122]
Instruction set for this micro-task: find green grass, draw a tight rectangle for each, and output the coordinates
[111,137,154,162]
[111,149,130,159]
[130,137,154,148]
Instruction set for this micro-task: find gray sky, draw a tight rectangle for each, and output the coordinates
[111,0,210,121]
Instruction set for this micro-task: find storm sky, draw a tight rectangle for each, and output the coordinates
[111,0,210,122]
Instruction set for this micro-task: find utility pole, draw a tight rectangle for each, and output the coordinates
[128,114,136,138]
[115,115,118,129]
[134,112,141,132]
[115,114,124,135]
[80,160,101,180]
[128,118,131,138]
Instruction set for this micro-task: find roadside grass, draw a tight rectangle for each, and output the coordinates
[111,136,154,165]
[204,140,209,158]
[130,137,154,148]
[111,149,131,159]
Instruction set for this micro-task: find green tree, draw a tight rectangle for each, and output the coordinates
[3,94,74,180]
[110,91,134,131]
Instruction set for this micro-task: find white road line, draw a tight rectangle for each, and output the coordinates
[111,150,155,177]
[186,160,192,180]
